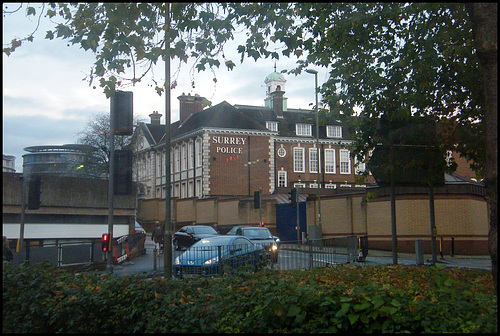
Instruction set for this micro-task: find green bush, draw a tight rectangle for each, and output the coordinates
[3,261,497,333]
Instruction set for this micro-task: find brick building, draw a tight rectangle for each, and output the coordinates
[133,70,374,202]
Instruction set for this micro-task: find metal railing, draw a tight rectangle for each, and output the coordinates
[10,233,146,268]
[170,236,359,278]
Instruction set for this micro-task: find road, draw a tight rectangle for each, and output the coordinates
[109,233,493,277]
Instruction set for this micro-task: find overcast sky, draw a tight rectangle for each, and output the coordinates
[3,4,329,173]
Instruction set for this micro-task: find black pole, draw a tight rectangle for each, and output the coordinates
[429,185,437,264]
[163,3,173,278]
[390,144,398,265]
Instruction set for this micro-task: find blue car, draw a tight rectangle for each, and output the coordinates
[173,235,264,278]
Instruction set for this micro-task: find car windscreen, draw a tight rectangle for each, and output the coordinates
[192,226,217,234]
[243,229,272,239]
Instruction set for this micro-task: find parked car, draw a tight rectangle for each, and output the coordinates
[173,225,219,250]
[226,226,279,263]
[134,222,146,235]
[174,235,264,278]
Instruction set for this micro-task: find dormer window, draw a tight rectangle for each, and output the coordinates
[266,121,278,132]
[327,125,342,138]
[296,123,312,136]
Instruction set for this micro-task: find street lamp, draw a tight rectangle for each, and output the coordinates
[305,69,322,237]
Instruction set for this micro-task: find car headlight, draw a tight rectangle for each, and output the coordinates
[204,256,218,265]
[271,244,278,251]
[174,256,180,265]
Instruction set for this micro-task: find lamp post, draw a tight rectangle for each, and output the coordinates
[305,69,322,236]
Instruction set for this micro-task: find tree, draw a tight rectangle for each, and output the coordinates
[4,2,496,289]
[226,2,497,291]
[3,3,245,97]
[76,112,144,176]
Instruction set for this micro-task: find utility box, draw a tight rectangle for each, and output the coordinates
[415,239,425,265]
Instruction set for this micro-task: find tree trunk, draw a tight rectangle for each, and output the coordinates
[466,3,497,293]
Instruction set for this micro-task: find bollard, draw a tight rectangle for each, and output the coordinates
[415,239,424,265]
[153,247,157,271]
[451,237,455,257]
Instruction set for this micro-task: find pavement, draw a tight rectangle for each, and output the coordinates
[108,233,493,277]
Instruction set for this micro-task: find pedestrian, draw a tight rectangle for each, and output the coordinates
[152,221,164,250]
[3,236,13,262]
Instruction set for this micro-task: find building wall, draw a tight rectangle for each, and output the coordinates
[2,172,136,240]
[364,195,488,254]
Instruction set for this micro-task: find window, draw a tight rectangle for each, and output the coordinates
[355,155,366,174]
[188,142,194,169]
[196,179,202,198]
[266,121,278,132]
[181,144,187,171]
[325,148,336,174]
[195,139,202,168]
[296,123,312,136]
[327,125,342,138]
[277,147,286,158]
[309,148,319,173]
[293,147,305,172]
[340,149,351,174]
[157,152,163,177]
[174,147,180,173]
[278,170,287,188]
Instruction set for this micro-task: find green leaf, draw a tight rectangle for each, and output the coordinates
[348,312,359,325]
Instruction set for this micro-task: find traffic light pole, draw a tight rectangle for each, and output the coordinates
[163,3,173,278]
[106,92,116,274]
[17,174,27,255]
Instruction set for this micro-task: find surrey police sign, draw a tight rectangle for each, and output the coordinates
[212,136,246,154]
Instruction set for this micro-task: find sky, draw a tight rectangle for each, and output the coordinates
[2,3,329,173]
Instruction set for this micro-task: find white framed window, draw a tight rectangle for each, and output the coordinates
[188,180,194,198]
[355,155,366,174]
[325,183,337,189]
[294,182,306,188]
[296,123,312,136]
[278,170,287,188]
[309,148,319,173]
[325,148,336,174]
[181,144,187,171]
[293,147,305,172]
[181,182,187,198]
[196,179,202,198]
[195,139,202,167]
[266,121,278,132]
[174,147,180,173]
[157,151,163,177]
[327,125,342,138]
[277,147,286,158]
[188,142,194,169]
[340,149,351,174]
[309,182,319,188]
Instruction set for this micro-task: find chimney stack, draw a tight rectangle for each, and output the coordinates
[149,111,162,125]
[178,93,205,124]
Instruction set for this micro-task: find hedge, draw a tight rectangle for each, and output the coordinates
[3,261,497,333]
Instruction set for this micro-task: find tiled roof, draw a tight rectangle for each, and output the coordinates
[140,100,354,147]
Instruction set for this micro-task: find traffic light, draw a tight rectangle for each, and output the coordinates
[254,190,261,209]
[111,91,133,135]
[114,150,133,195]
[288,187,297,208]
[102,233,110,252]
[260,222,265,227]
[27,175,42,210]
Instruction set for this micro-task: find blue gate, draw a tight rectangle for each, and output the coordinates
[276,202,307,241]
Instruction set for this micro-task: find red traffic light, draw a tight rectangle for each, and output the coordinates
[102,233,110,252]
[260,222,264,227]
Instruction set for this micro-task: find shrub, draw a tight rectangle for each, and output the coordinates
[3,261,497,333]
